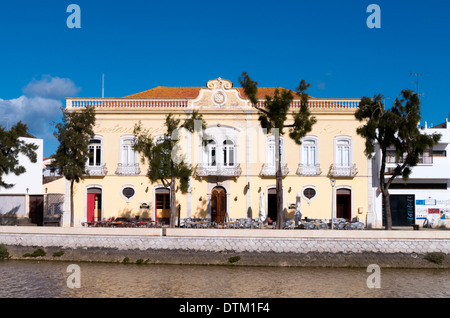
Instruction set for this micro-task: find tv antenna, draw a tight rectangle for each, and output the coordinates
[102,73,105,98]
[410,72,425,97]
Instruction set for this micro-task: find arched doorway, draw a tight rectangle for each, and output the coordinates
[211,186,226,224]
[336,188,351,220]
[87,187,102,222]
[267,187,277,224]
[155,188,170,225]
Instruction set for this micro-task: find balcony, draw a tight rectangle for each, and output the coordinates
[296,164,322,176]
[194,163,242,180]
[86,164,108,177]
[328,164,358,177]
[260,164,289,177]
[116,163,140,176]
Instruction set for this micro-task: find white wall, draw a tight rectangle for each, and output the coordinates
[0,137,43,195]
[371,122,450,228]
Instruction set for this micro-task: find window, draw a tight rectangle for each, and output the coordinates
[433,150,447,157]
[223,140,235,166]
[201,126,240,170]
[267,136,284,166]
[203,139,235,167]
[122,187,135,199]
[302,139,318,166]
[116,136,140,175]
[206,140,217,166]
[386,150,398,163]
[88,139,102,167]
[419,149,433,164]
[303,187,316,200]
[121,185,136,202]
[387,149,434,164]
[302,186,318,204]
[335,138,351,167]
[121,137,137,166]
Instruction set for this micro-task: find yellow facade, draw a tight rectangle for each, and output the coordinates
[45,78,369,227]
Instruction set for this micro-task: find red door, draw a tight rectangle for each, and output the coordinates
[87,193,96,222]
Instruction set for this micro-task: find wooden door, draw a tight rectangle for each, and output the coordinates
[29,195,44,226]
[155,189,170,224]
[211,187,226,224]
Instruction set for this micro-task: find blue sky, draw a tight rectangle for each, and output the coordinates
[1,0,449,157]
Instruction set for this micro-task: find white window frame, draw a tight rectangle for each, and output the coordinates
[88,136,104,167]
[301,136,319,166]
[302,185,318,204]
[266,135,285,167]
[201,125,239,167]
[334,136,352,167]
[204,139,217,167]
[223,139,235,167]
[120,135,138,166]
[121,184,137,202]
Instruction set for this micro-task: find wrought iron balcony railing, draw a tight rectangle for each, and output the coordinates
[328,164,358,177]
[260,164,289,177]
[86,164,108,176]
[296,164,322,176]
[194,163,242,180]
[116,163,140,175]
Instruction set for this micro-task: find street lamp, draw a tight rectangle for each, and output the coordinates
[330,179,336,230]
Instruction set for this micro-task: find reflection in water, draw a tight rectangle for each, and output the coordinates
[0,260,448,298]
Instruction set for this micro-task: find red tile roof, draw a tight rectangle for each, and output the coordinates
[125,87,201,99]
[124,86,313,99]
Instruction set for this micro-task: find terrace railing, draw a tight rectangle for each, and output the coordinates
[194,163,242,180]
[66,98,360,110]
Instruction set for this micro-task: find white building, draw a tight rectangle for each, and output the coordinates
[0,136,43,195]
[0,135,44,225]
[370,117,450,228]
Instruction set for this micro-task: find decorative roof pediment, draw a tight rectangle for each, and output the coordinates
[191,77,249,109]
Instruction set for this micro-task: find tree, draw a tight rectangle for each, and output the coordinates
[52,106,96,227]
[355,90,440,230]
[0,121,38,189]
[133,111,206,228]
[239,72,317,229]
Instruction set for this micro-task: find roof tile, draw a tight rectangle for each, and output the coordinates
[124,86,312,99]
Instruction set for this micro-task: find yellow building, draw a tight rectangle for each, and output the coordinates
[45,78,370,227]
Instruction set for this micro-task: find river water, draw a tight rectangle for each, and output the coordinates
[0,260,448,298]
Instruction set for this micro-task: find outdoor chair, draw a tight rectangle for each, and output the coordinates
[283,220,295,229]
[184,217,192,228]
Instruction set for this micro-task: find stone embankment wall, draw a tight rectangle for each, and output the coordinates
[0,227,449,268]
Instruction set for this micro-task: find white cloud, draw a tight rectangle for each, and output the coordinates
[0,76,81,155]
[22,75,81,99]
[0,96,61,133]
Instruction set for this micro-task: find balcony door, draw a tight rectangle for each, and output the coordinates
[211,186,226,224]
